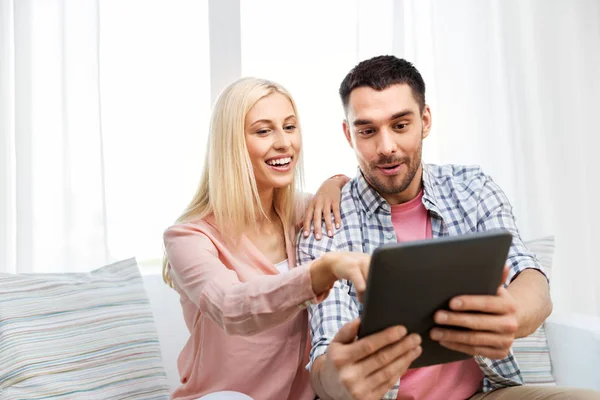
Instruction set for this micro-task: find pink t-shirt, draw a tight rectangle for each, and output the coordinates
[391,190,483,400]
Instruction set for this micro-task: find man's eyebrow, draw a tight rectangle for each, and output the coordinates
[352,109,415,127]
[390,110,414,120]
[353,119,372,127]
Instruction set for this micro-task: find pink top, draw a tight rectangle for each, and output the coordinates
[164,217,326,400]
[391,191,483,400]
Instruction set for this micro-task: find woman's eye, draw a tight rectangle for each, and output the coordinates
[256,129,270,135]
[284,125,297,131]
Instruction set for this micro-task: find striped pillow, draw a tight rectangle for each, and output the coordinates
[0,258,170,399]
[512,236,556,386]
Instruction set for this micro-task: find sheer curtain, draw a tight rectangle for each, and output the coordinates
[239,0,600,317]
[1,0,107,273]
[0,0,210,273]
[98,0,210,267]
[397,0,600,317]
[2,0,598,316]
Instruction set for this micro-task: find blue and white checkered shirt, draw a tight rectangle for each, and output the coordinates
[297,164,546,399]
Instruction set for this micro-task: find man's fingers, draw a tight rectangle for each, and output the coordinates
[439,341,510,360]
[359,333,421,376]
[346,325,408,363]
[323,201,334,237]
[430,328,513,349]
[370,345,422,393]
[499,265,510,289]
[332,318,362,344]
[449,293,515,314]
[433,310,518,334]
[342,344,423,400]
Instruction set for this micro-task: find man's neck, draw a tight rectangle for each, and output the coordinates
[381,165,424,205]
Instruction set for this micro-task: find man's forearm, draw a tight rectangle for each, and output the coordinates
[507,268,552,338]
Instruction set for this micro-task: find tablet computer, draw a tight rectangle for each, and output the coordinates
[357,230,512,368]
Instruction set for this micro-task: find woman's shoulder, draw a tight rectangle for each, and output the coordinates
[163,216,221,244]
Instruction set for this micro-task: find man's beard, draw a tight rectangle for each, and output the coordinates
[363,139,422,196]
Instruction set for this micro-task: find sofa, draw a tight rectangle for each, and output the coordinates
[143,272,600,394]
[1,255,599,399]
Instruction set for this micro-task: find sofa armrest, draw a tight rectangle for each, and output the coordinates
[544,312,600,390]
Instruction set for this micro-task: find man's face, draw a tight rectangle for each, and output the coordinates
[343,84,431,204]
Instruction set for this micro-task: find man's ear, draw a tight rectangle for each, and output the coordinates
[343,120,354,149]
[422,105,432,139]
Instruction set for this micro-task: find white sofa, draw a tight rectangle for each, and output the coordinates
[142,273,600,394]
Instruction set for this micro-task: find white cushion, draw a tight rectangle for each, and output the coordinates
[511,236,555,385]
[0,258,170,399]
[143,273,189,392]
[197,392,255,400]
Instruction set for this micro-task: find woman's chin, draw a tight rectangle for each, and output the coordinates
[258,176,294,191]
[272,178,295,189]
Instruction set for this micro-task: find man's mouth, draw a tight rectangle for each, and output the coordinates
[377,163,404,176]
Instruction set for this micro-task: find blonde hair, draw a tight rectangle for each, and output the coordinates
[162,77,304,286]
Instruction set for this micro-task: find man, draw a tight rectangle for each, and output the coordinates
[297,55,599,400]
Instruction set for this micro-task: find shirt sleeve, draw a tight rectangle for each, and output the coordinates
[164,223,320,336]
[297,227,361,371]
[476,176,548,284]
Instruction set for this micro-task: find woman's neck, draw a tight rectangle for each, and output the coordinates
[256,187,278,226]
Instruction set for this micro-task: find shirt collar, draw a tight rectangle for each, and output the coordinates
[354,164,441,218]
[354,168,389,219]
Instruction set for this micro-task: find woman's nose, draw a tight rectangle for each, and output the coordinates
[273,129,291,149]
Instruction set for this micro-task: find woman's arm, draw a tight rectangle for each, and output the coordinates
[164,223,368,336]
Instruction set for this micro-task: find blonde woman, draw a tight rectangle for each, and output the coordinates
[163,78,369,400]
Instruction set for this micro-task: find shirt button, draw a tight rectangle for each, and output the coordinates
[386,232,395,240]
[298,300,312,309]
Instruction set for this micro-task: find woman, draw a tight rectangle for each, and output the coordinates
[163,77,368,400]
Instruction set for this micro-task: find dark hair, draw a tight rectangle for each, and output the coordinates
[339,55,426,113]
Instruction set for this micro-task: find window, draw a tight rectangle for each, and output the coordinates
[240,0,360,192]
[99,0,210,267]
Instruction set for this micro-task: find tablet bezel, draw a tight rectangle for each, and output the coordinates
[357,230,512,368]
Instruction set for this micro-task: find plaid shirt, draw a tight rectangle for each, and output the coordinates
[297,164,546,399]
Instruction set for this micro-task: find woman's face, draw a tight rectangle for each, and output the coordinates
[244,92,301,192]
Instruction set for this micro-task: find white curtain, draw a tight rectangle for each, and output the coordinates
[395,0,600,317]
[239,0,600,317]
[0,0,108,273]
[1,0,599,317]
[1,0,211,273]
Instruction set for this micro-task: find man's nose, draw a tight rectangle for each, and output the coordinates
[376,129,397,156]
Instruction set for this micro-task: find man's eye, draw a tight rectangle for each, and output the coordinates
[394,123,408,130]
[359,129,375,135]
